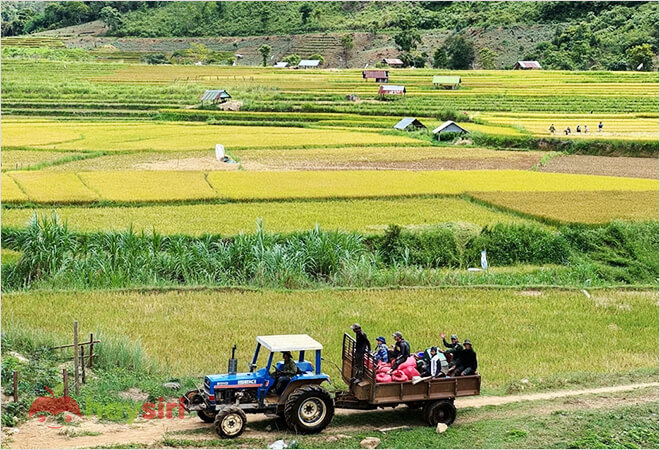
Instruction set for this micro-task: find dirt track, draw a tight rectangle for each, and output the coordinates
[5,382,657,449]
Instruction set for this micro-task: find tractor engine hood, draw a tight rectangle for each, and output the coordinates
[205,369,267,392]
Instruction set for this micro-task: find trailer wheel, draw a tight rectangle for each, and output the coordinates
[284,385,334,434]
[197,410,215,423]
[423,400,456,427]
[214,406,247,439]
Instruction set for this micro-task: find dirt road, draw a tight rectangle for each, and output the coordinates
[5,382,657,449]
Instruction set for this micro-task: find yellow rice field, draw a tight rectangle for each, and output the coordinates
[470,191,660,224]
[3,170,657,204]
[9,172,99,203]
[1,173,28,202]
[0,121,423,152]
[1,197,537,235]
[478,113,660,140]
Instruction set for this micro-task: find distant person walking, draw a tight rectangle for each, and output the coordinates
[598,121,603,132]
[576,125,581,133]
[584,124,588,133]
[565,126,571,135]
[549,124,556,134]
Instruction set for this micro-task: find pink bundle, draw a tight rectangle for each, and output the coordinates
[391,370,408,382]
[375,373,392,383]
[402,366,421,379]
[397,356,417,370]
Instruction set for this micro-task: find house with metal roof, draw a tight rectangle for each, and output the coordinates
[298,59,321,69]
[378,85,406,96]
[273,61,289,68]
[200,89,232,104]
[382,58,404,67]
[513,60,542,70]
[432,121,468,136]
[363,70,389,82]
[432,75,461,90]
[393,117,426,131]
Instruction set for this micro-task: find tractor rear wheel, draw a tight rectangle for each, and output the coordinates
[284,385,334,434]
[423,400,456,427]
[197,410,215,423]
[214,406,247,439]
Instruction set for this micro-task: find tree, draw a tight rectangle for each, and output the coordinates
[627,44,654,71]
[308,53,325,65]
[282,54,301,66]
[432,48,448,69]
[412,53,427,68]
[478,47,498,69]
[299,4,312,24]
[393,28,422,53]
[99,6,122,32]
[445,34,476,70]
[340,34,354,67]
[258,44,272,67]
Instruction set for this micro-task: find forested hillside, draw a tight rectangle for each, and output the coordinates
[2,1,658,70]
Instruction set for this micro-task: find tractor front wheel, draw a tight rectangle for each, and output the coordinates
[197,410,215,423]
[214,406,247,439]
[284,385,334,434]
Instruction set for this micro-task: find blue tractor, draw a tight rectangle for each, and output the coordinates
[182,335,334,438]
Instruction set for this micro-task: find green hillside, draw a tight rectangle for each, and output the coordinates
[2,1,658,70]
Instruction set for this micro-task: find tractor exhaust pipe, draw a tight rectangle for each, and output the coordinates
[228,344,238,375]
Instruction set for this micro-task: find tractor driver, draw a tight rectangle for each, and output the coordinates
[270,351,297,395]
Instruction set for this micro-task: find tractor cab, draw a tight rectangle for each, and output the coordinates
[183,334,334,438]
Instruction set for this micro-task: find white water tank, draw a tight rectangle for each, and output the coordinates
[215,144,225,160]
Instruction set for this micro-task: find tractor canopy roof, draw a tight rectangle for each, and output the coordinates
[256,335,323,352]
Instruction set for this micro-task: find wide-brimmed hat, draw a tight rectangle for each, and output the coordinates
[376,336,386,344]
[463,339,471,346]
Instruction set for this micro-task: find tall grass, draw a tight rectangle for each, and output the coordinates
[2,214,657,291]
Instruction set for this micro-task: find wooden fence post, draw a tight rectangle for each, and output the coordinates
[12,371,18,402]
[81,345,86,384]
[89,333,94,369]
[63,369,69,397]
[73,321,79,395]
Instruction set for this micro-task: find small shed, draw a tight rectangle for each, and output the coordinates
[513,60,542,70]
[394,117,426,131]
[201,89,232,104]
[433,120,468,135]
[382,58,404,67]
[432,75,461,90]
[378,85,406,96]
[298,59,321,69]
[273,61,289,68]
[363,70,389,82]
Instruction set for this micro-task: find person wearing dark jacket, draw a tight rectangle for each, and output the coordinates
[453,339,478,376]
[389,331,410,371]
[441,333,463,365]
[350,323,371,382]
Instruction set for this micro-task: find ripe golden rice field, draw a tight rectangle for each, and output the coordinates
[1,197,537,235]
[478,113,659,140]
[470,191,660,224]
[3,288,657,387]
[3,170,657,204]
[0,121,423,152]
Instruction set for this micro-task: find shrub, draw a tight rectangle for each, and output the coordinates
[466,224,571,266]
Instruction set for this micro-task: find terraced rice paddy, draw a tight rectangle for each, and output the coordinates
[1,197,537,235]
[3,288,657,385]
[478,112,659,141]
[3,170,656,204]
[471,191,660,224]
[1,121,421,152]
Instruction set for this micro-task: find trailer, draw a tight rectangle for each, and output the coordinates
[334,333,481,426]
